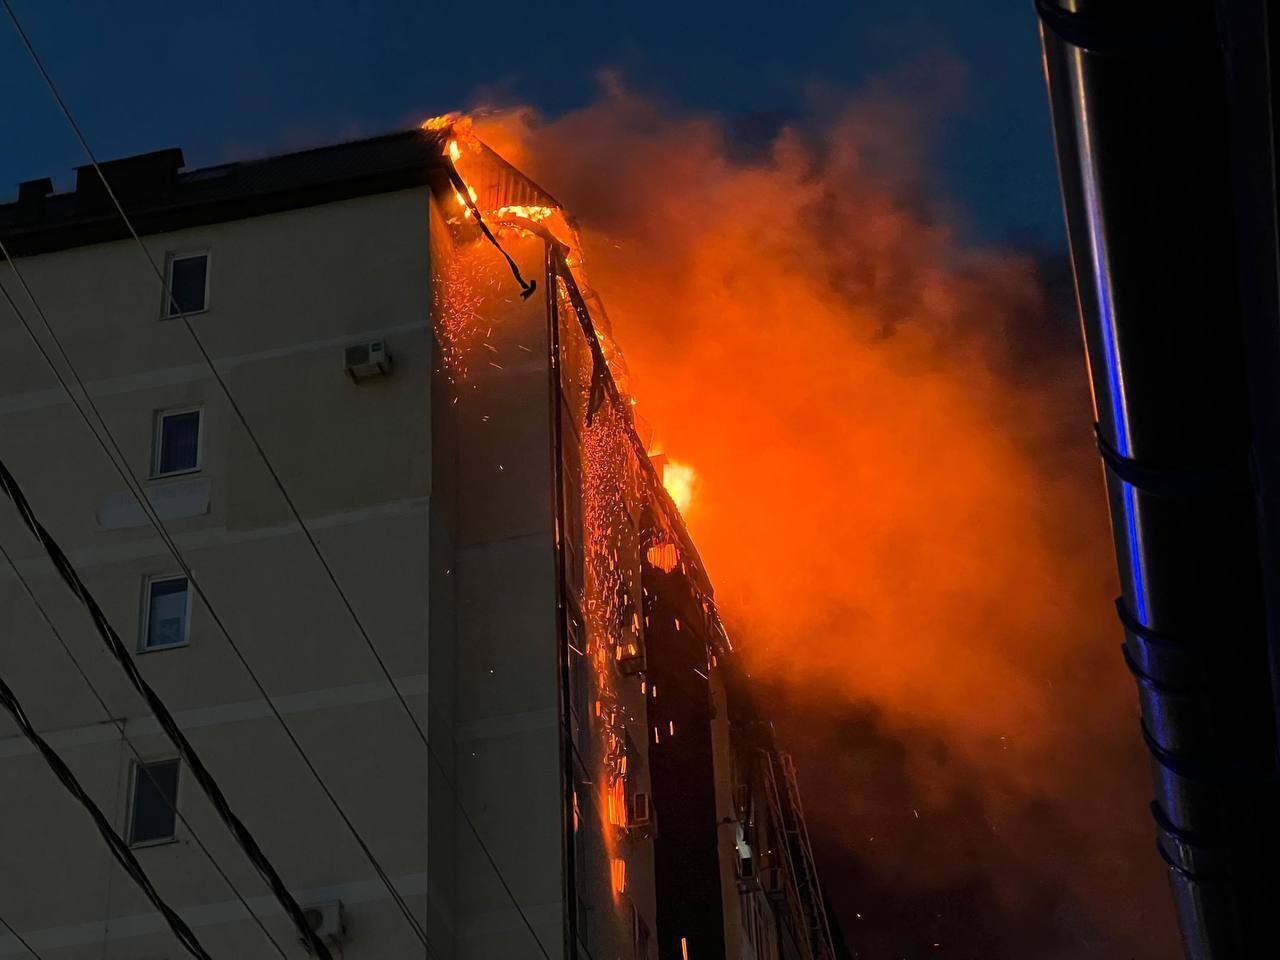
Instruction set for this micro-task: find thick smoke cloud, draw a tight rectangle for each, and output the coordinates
[476,77,1178,957]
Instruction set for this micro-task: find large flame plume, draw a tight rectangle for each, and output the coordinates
[660,459,696,515]
[465,81,1179,957]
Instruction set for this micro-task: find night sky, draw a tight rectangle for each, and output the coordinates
[3,1,1059,246]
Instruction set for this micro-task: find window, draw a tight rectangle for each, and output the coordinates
[164,252,208,316]
[631,903,651,960]
[142,576,190,650]
[153,408,201,476]
[128,758,180,845]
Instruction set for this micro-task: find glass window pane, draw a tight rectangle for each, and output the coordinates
[158,411,200,474]
[130,759,179,844]
[146,577,188,648]
[167,255,207,315]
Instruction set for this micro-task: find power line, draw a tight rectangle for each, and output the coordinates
[0,450,341,960]
[1,10,553,957]
[0,668,213,958]
[0,532,290,960]
[3,9,554,958]
[0,909,44,959]
[0,234,429,957]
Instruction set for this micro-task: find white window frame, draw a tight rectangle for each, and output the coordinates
[161,250,211,318]
[126,756,181,848]
[151,406,203,478]
[139,574,192,653]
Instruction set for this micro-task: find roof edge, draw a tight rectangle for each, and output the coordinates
[0,128,452,258]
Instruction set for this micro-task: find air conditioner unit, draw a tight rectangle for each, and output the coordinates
[299,900,345,952]
[760,865,785,901]
[345,339,391,379]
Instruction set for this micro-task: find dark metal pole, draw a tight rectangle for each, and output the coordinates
[1038,1,1280,955]
[546,242,581,960]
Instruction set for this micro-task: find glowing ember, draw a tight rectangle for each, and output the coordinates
[428,114,717,937]
[431,243,503,383]
[661,459,697,514]
[646,542,679,573]
[611,857,627,895]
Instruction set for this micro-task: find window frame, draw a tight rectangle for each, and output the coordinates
[139,574,193,653]
[151,406,203,478]
[126,757,182,848]
[161,250,211,319]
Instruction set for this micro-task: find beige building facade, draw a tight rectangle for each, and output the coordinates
[0,130,834,960]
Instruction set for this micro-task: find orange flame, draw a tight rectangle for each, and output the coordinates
[421,112,464,132]
[660,459,696,514]
[491,203,557,223]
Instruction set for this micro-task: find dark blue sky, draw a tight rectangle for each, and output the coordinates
[2,1,1061,247]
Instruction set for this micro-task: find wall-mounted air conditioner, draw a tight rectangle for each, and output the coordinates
[345,339,391,379]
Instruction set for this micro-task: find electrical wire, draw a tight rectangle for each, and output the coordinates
[444,162,537,298]
[0,670,212,959]
[0,533,290,959]
[0,10,553,956]
[0,449,340,960]
[0,235,434,955]
[0,909,44,958]
[0,235,430,959]
[3,10,557,956]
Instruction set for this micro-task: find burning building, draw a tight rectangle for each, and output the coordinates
[0,124,834,959]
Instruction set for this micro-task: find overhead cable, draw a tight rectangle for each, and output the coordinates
[0,910,44,959]
[0,670,212,959]
[442,161,538,298]
[0,530,290,959]
[0,236,429,955]
[0,452,335,959]
[1,43,546,960]
[2,7,547,952]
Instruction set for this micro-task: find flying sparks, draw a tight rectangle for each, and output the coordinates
[427,111,720,921]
